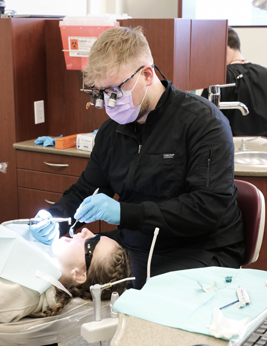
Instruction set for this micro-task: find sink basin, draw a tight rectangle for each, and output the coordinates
[235,151,267,167]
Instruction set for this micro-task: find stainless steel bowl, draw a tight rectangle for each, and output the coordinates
[235,151,267,167]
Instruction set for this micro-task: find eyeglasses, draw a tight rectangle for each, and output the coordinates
[87,65,145,100]
[84,234,101,271]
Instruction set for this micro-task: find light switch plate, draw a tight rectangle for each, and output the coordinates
[34,100,45,124]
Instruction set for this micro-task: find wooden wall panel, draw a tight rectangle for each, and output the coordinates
[119,19,176,84]
[12,18,48,141]
[173,19,191,90]
[0,19,18,223]
[189,19,227,90]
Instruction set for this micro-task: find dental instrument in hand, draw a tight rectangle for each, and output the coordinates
[69,188,99,237]
[2,217,72,226]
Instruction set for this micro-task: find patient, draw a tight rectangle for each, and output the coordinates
[0,228,130,323]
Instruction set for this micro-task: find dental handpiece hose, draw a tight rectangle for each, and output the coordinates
[147,227,160,281]
[2,217,72,226]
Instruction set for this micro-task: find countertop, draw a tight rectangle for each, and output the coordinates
[13,137,267,177]
[13,139,91,159]
[111,313,228,346]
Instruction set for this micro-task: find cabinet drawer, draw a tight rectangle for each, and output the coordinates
[18,187,100,234]
[17,169,78,193]
[16,150,88,176]
[18,187,63,217]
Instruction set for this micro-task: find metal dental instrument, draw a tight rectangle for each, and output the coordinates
[2,217,72,226]
[69,188,99,237]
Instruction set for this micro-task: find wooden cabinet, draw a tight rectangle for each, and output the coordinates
[0,18,48,223]
[118,19,227,91]
[15,149,100,234]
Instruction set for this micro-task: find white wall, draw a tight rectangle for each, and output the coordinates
[5,0,87,16]
[234,27,267,68]
[122,0,178,19]
[87,0,178,18]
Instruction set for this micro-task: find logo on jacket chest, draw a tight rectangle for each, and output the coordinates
[163,153,175,164]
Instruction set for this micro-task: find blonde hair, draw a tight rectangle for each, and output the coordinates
[83,26,153,86]
[30,245,131,318]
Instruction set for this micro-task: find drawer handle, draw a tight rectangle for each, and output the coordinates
[45,199,55,205]
[43,161,69,167]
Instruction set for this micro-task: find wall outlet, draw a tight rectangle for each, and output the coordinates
[34,100,45,124]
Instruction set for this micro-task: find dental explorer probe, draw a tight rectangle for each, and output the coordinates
[2,217,72,226]
[69,188,99,237]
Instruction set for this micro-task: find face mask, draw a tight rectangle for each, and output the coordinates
[104,71,149,125]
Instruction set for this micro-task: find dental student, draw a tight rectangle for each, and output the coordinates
[30,26,245,289]
[202,26,267,136]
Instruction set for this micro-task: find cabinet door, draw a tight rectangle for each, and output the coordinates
[18,187,100,234]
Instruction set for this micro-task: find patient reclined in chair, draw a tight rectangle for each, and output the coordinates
[0,222,130,323]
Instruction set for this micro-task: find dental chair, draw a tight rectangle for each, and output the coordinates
[234,179,265,266]
[0,297,112,346]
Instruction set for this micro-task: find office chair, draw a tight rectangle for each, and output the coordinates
[235,179,265,266]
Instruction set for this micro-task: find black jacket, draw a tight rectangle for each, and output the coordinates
[49,81,243,253]
[202,63,267,136]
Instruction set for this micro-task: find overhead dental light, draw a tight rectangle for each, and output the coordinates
[252,0,267,10]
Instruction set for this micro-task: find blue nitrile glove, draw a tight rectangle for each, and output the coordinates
[74,193,120,225]
[93,129,98,134]
[34,135,63,147]
[29,209,59,245]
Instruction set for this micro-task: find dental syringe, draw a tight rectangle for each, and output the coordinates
[2,217,72,226]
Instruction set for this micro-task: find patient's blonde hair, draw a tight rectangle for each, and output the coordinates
[83,26,153,86]
[31,244,131,318]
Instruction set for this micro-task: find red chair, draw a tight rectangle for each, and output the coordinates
[235,179,265,266]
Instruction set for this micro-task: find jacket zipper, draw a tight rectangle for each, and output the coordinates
[206,148,212,187]
[116,128,142,153]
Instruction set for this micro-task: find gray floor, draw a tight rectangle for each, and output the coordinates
[60,336,111,346]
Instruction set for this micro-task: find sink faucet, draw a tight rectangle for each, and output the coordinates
[238,137,261,151]
[208,84,249,116]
